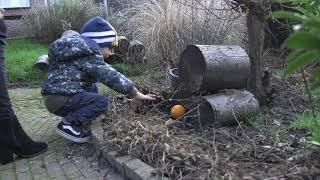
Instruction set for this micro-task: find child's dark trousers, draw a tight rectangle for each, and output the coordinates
[54,92,109,125]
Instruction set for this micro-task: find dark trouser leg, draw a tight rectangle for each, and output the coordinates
[0,42,20,146]
[0,21,47,162]
[54,92,109,125]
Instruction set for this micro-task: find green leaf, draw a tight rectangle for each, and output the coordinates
[305,15,320,30]
[309,140,320,146]
[285,49,306,63]
[267,11,306,22]
[284,31,320,49]
[294,7,309,15]
[311,68,320,90]
[285,50,320,74]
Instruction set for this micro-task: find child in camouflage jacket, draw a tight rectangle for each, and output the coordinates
[41,16,155,143]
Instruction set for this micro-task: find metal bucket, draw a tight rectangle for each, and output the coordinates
[168,68,180,90]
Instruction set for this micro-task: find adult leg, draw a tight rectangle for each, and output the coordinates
[0,20,47,164]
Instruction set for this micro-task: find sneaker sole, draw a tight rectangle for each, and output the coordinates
[55,127,90,143]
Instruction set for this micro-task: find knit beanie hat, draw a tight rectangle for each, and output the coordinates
[80,16,118,48]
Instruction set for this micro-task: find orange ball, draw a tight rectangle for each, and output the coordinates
[170,105,186,119]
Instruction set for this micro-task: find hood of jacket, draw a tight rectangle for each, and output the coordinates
[48,34,101,62]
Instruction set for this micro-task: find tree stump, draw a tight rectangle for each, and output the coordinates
[178,45,251,94]
[128,40,146,64]
[114,36,130,55]
[34,54,49,71]
[199,89,259,126]
[104,53,122,64]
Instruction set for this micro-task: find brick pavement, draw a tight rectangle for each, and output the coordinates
[0,88,123,180]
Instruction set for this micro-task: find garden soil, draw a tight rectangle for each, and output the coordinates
[101,68,320,180]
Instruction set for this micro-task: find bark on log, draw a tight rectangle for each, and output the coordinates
[128,40,145,64]
[34,54,49,71]
[178,45,250,93]
[114,36,130,55]
[199,89,259,126]
[104,53,122,64]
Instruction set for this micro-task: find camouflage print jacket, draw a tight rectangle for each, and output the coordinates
[41,34,134,96]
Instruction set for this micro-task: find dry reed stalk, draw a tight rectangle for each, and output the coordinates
[120,0,246,66]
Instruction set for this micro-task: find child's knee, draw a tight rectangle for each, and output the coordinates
[97,96,109,111]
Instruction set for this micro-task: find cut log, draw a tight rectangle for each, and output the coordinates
[178,45,251,93]
[104,53,123,64]
[128,40,145,64]
[199,89,259,126]
[34,54,49,71]
[114,36,130,55]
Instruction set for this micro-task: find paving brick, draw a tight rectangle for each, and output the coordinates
[29,160,46,175]
[46,162,66,179]
[73,157,92,169]
[106,173,125,180]
[114,156,132,177]
[123,159,154,180]
[61,162,79,177]
[103,151,120,171]
[15,159,29,173]
[78,166,96,178]
[48,173,68,180]
[17,171,33,180]
[33,175,49,180]
[0,88,123,180]
[43,153,57,165]
[0,162,13,171]
[0,169,16,180]
[83,171,101,179]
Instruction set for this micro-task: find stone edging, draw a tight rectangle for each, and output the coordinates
[91,120,169,180]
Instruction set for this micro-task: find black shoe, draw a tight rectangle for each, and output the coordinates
[0,115,48,165]
[12,142,48,158]
[12,115,48,158]
[0,146,14,164]
[0,142,48,165]
[55,121,91,143]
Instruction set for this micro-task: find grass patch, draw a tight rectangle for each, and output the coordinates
[5,39,148,83]
[5,38,48,83]
[293,110,320,142]
[112,63,148,77]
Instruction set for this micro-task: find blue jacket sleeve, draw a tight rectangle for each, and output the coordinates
[78,56,134,95]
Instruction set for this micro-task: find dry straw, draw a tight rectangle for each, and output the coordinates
[23,0,104,42]
[120,0,247,66]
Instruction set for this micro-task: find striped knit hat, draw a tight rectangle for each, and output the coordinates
[80,16,118,48]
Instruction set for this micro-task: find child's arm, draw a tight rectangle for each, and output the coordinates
[78,57,134,95]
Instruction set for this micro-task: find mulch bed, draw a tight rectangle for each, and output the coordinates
[101,73,320,179]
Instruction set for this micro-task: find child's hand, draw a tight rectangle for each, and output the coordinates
[134,91,156,101]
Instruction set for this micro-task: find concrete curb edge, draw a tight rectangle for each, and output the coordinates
[91,120,169,180]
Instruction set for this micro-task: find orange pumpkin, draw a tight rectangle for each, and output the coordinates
[170,105,186,119]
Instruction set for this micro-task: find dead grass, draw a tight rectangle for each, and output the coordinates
[23,0,104,42]
[102,73,320,179]
[117,0,247,66]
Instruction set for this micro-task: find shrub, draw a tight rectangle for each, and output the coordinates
[270,0,320,143]
[23,0,104,42]
[120,0,247,66]
[270,0,320,89]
